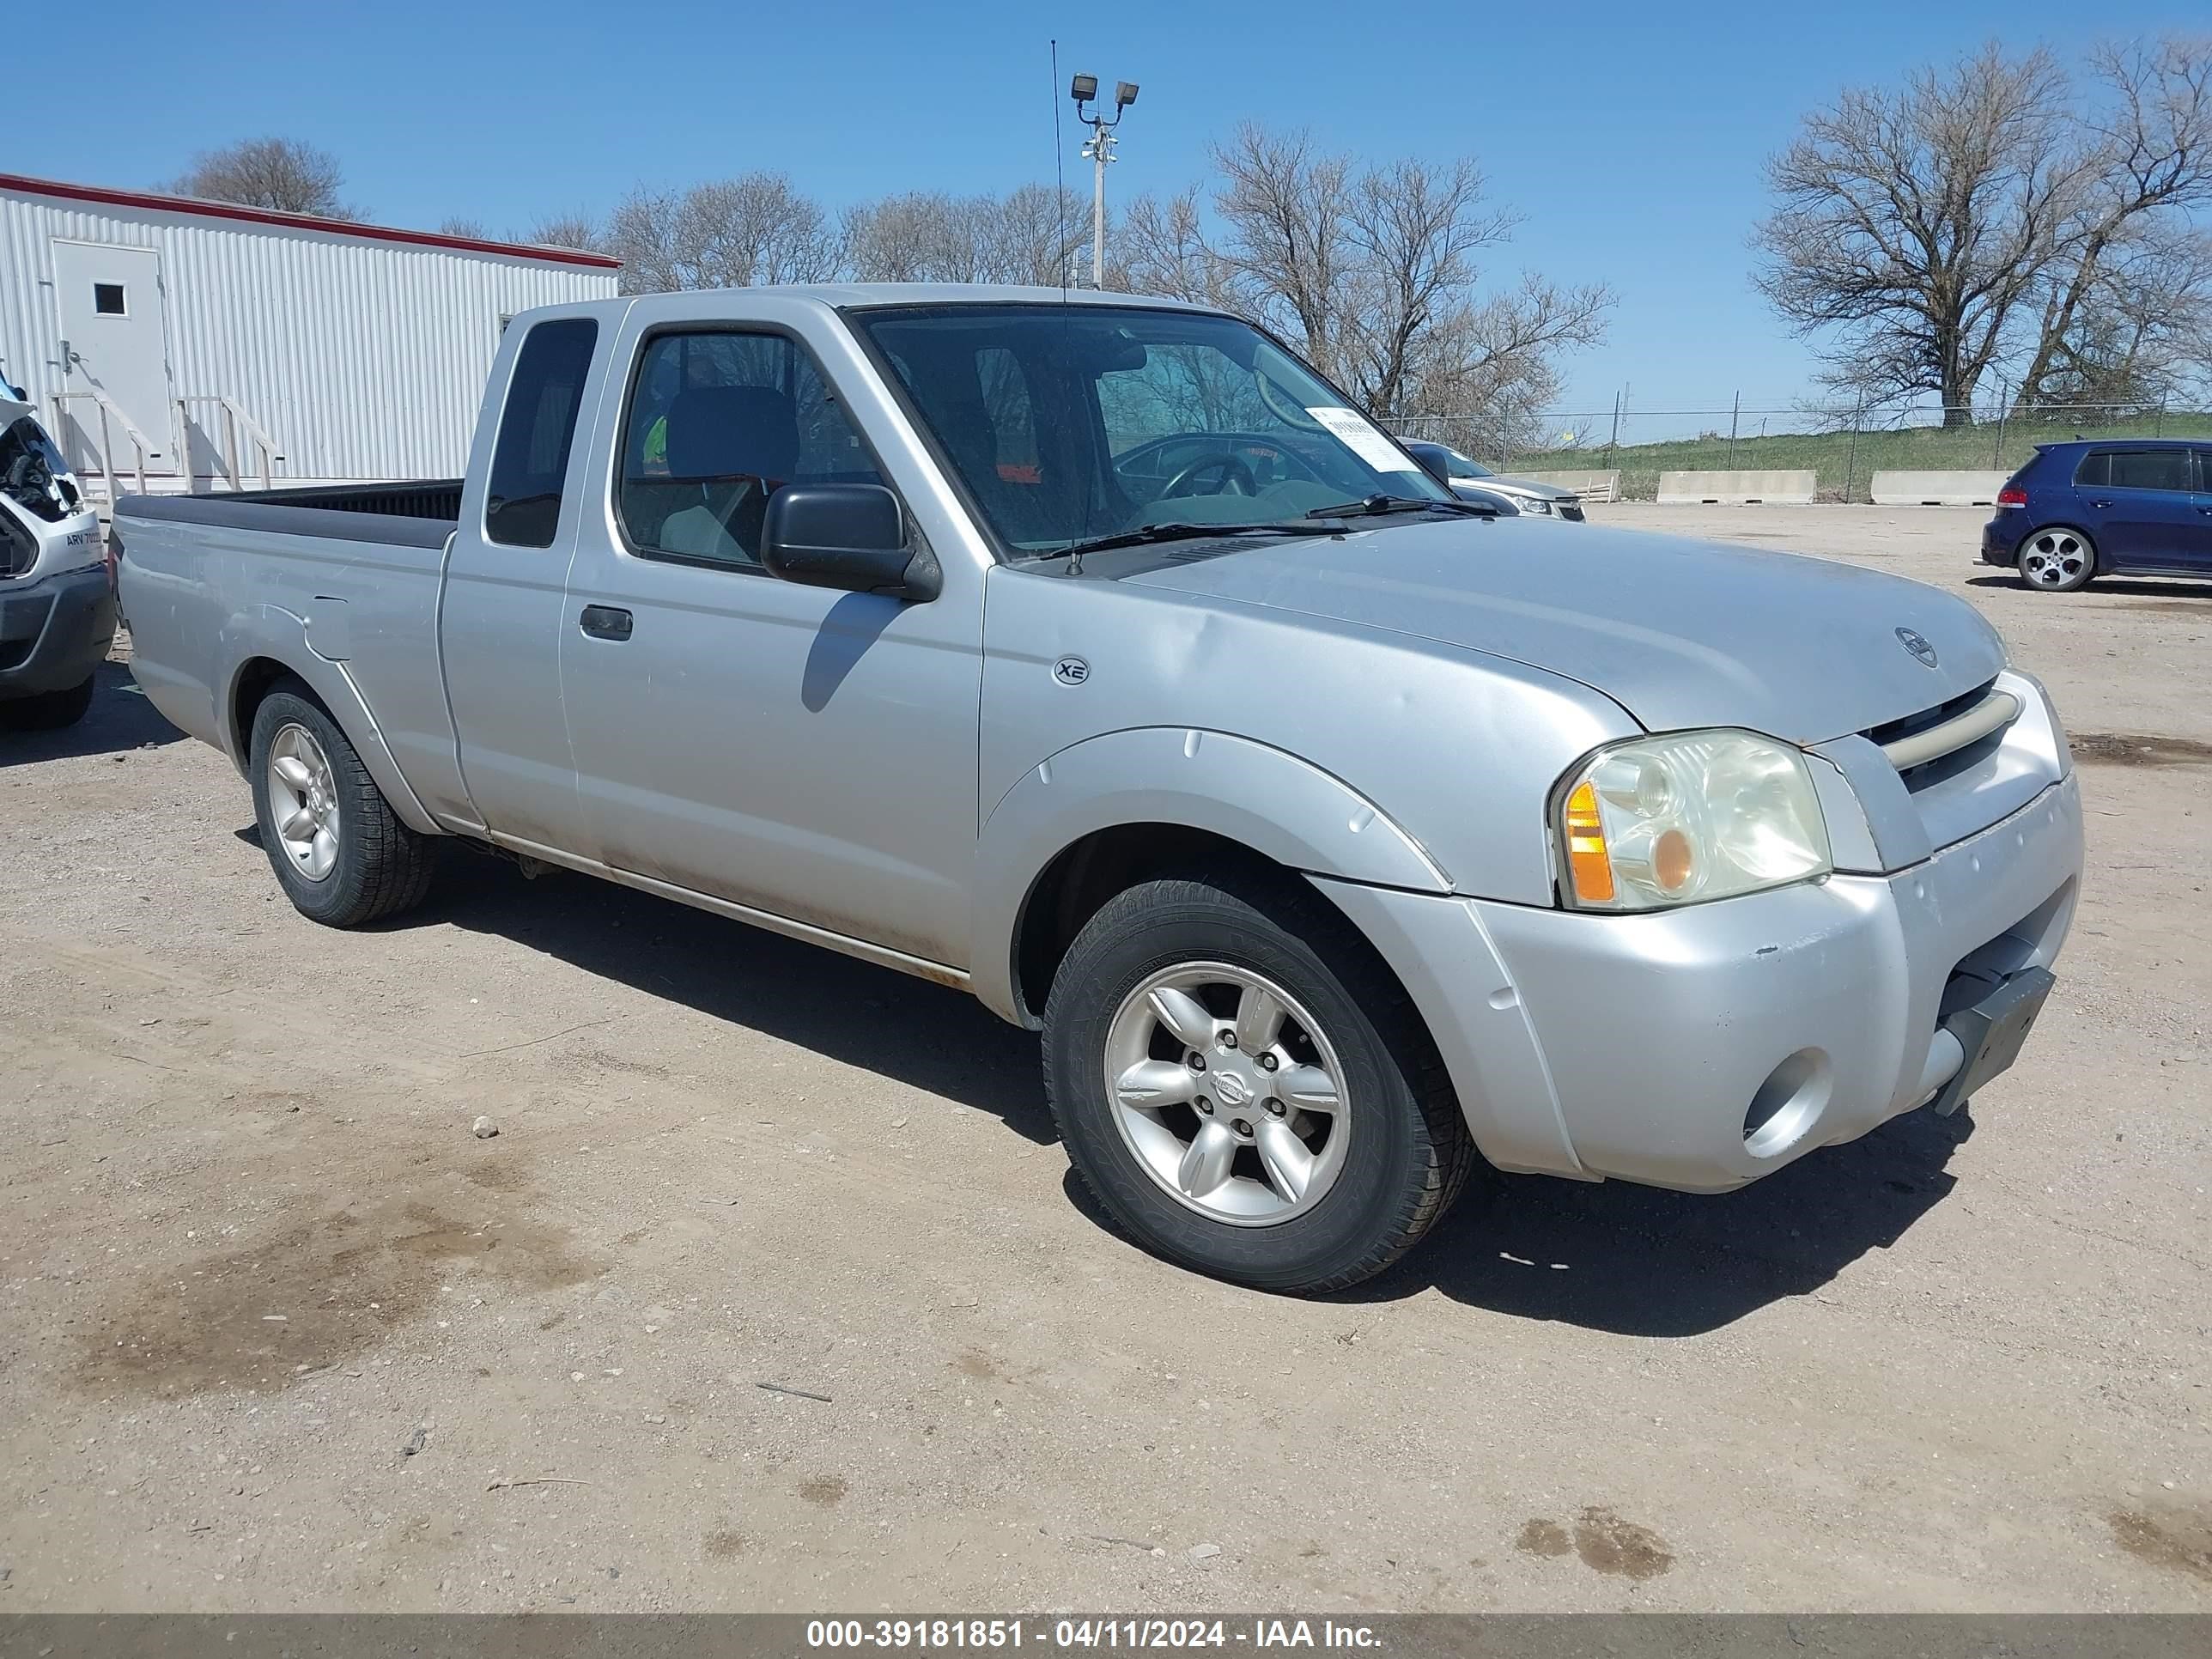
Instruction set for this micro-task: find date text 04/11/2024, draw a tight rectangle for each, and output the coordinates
[803,1621,1382,1650]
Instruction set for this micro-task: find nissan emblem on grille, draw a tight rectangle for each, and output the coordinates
[1896,627,1939,667]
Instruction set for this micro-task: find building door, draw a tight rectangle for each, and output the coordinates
[50,242,178,477]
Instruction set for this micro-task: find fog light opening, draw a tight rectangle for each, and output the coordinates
[1742,1048,1832,1159]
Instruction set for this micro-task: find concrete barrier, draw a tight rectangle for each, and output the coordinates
[1869,470,2011,507]
[1656,470,1817,505]
[1516,469,1620,501]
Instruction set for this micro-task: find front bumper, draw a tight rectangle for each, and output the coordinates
[1314,772,2082,1192]
[0,563,116,696]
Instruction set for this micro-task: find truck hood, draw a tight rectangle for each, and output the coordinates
[1118,518,2007,744]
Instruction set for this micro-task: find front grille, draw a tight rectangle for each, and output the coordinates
[1865,678,1999,751]
[1864,678,2021,790]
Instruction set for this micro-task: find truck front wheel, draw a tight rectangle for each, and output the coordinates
[1042,868,1478,1294]
[248,685,439,927]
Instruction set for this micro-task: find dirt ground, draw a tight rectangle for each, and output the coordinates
[1,505,2207,1613]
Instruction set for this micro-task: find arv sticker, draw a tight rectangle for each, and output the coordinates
[1308,406,1417,473]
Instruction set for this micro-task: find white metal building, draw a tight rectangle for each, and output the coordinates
[0,173,620,500]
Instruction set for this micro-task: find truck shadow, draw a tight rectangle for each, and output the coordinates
[413,854,1972,1332]
[422,854,1058,1146]
[1340,1106,1976,1334]
[0,660,185,769]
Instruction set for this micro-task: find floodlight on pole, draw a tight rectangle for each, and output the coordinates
[1070,70,1138,289]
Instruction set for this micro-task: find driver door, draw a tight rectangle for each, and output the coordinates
[556,318,985,969]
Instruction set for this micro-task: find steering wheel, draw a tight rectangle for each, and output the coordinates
[1161,451,1259,500]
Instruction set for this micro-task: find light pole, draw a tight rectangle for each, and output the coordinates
[1070,74,1137,288]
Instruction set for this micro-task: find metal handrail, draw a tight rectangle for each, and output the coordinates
[52,388,158,498]
[178,395,286,492]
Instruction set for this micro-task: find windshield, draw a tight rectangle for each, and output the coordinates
[1440,447,1492,479]
[852,304,1453,557]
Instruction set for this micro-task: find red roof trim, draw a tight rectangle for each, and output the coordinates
[0,172,623,270]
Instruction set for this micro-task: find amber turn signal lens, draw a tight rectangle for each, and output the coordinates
[1563,780,1614,903]
[1653,826,1695,893]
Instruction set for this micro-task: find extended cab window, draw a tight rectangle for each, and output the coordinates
[617,331,881,568]
[2104,448,2192,492]
[484,318,598,548]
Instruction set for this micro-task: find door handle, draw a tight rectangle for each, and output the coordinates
[578,605,633,641]
[2087,499,2113,508]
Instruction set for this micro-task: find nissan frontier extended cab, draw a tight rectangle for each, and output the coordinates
[115,287,2082,1293]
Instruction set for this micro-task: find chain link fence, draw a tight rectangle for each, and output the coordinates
[1381,400,2212,502]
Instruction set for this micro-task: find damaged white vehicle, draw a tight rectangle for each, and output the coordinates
[0,390,113,730]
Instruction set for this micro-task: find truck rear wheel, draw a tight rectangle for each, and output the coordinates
[248,686,439,927]
[1042,867,1477,1294]
[0,675,94,731]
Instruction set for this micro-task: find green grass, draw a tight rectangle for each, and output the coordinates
[1504,409,2212,501]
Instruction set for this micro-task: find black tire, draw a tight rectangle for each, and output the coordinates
[247,684,439,927]
[2015,525,2097,592]
[1042,866,1479,1294]
[0,675,94,731]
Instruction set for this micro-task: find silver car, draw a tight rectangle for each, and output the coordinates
[114,287,2081,1294]
[1405,440,1586,520]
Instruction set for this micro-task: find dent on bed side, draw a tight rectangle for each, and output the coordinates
[221,615,442,836]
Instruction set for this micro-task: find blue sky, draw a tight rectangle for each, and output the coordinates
[15,0,2205,414]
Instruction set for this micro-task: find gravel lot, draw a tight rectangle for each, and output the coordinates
[1,505,2207,1613]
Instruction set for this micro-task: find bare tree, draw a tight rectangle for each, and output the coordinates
[973,184,1093,286]
[1208,126,1357,375]
[436,216,488,240]
[167,137,359,220]
[523,211,604,252]
[604,176,836,293]
[843,185,1087,285]
[1119,187,1230,306]
[1754,46,2084,421]
[2025,219,2212,404]
[2014,37,2212,405]
[842,192,971,283]
[1753,40,2212,422]
[1129,125,1609,422]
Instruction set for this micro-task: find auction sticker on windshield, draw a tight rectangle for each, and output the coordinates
[1306,406,1416,473]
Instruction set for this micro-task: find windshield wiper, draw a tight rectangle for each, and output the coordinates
[1304,494,1496,520]
[1042,520,1350,561]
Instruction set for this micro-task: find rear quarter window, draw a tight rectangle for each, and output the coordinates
[2106,449,2192,492]
[2071,451,2108,488]
[484,317,599,548]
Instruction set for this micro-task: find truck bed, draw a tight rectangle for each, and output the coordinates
[114,480,466,816]
[118,480,462,547]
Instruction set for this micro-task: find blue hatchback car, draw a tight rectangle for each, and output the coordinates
[1982,439,2212,592]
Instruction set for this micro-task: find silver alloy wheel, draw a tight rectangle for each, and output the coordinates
[267,721,341,882]
[1103,962,1350,1226]
[2020,529,2091,588]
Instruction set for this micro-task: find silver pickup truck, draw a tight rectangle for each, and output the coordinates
[116,286,2083,1293]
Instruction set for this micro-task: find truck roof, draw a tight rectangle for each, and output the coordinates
[554,283,1219,318]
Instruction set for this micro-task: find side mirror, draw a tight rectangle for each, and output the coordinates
[1411,447,1454,487]
[759,483,940,602]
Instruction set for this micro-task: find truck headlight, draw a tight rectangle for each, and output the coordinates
[1553,731,1832,910]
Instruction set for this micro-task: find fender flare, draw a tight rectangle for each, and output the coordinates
[969,726,1447,1022]
[219,605,441,836]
